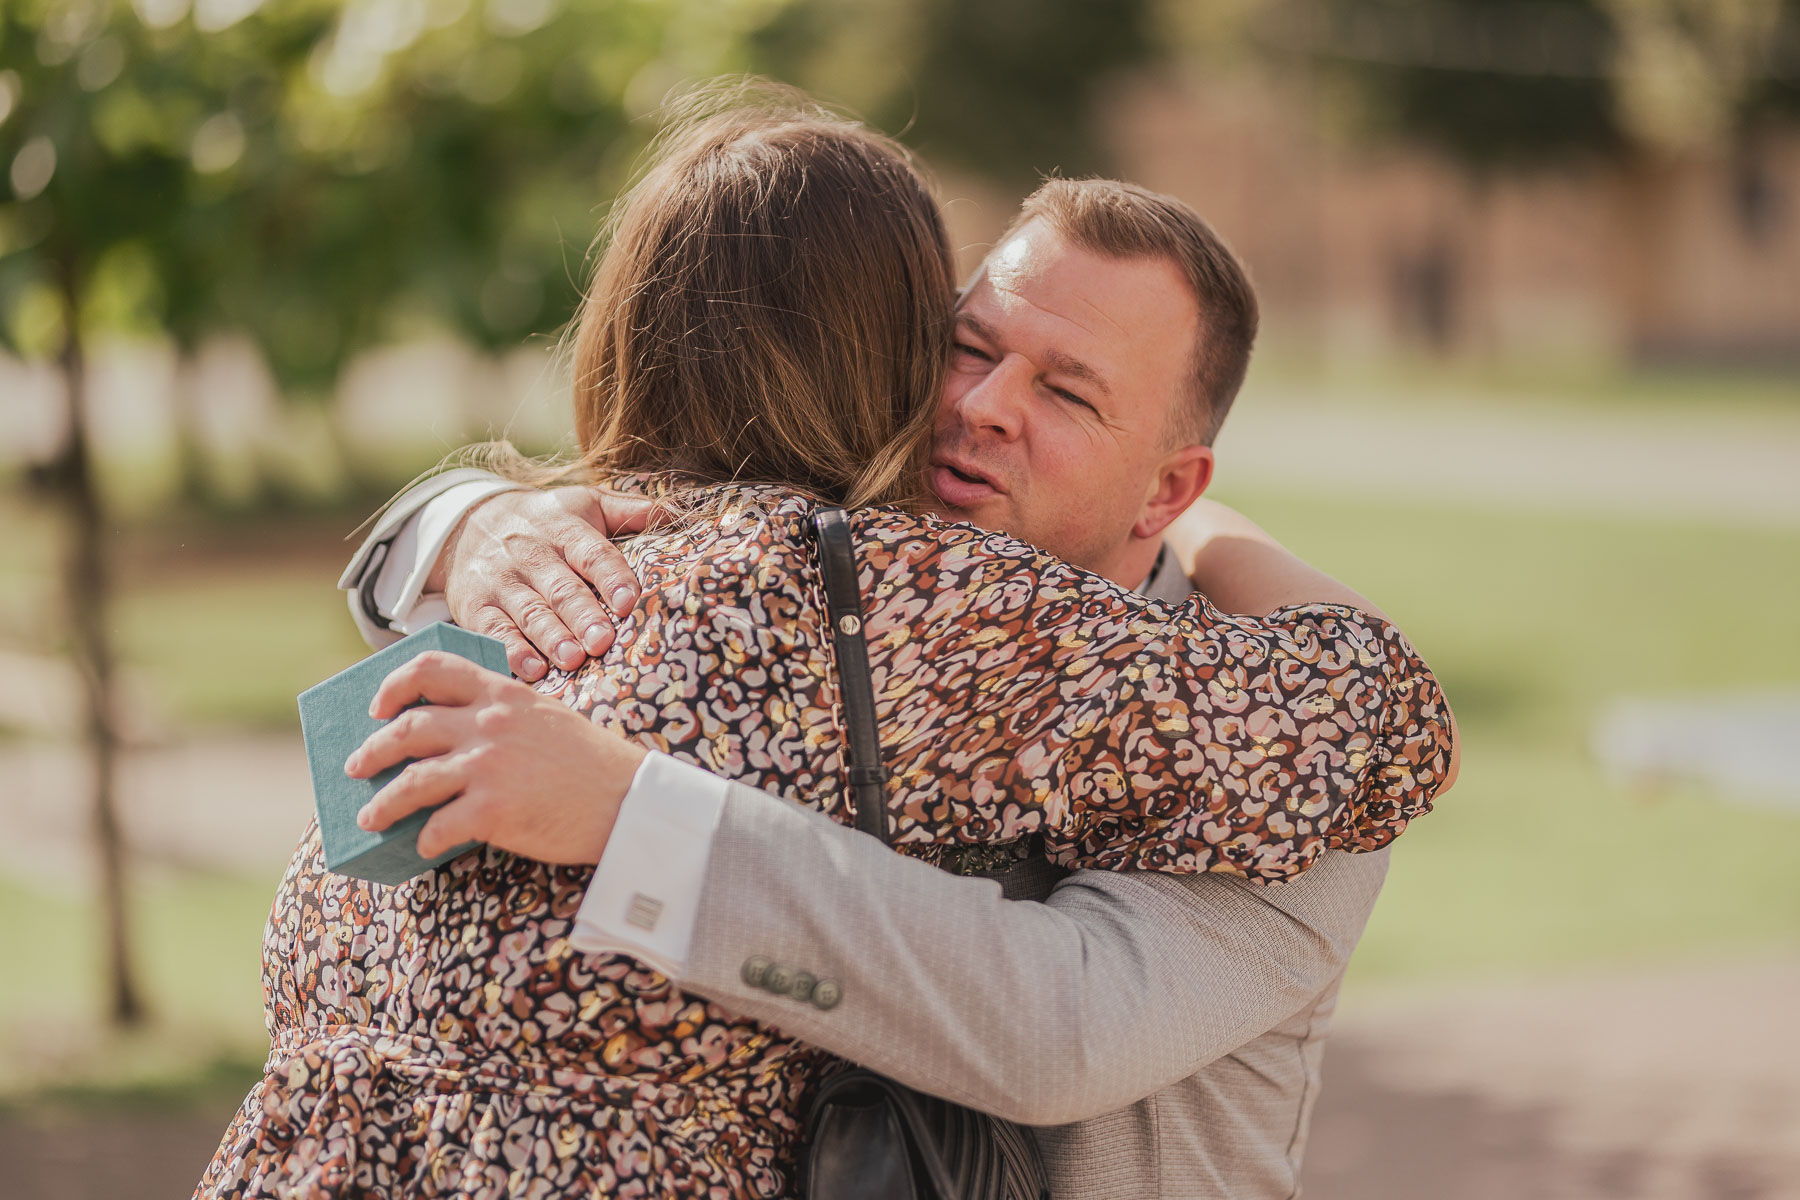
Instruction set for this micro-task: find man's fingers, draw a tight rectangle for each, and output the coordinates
[559,534,639,627]
[463,605,547,682]
[370,651,490,719]
[501,592,585,673]
[553,488,645,623]
[563,486,660,536]
[595,489,675,534]
[347,707,458,780]
[415,793,488,859]
[356,755,465,834]
[536,568,617,658]
[440,486,648,668]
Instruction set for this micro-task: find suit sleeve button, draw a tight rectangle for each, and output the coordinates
[788,971,817,1002]
[810,979,843,1010]
[741,956,773,988]
[764,964,796,994]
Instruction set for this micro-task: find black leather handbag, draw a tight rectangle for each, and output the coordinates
[802,1067,1050,1200]
[802,509,1050,1200]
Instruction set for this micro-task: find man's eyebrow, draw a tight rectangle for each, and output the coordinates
[1042,348,1112,398]
[956,312,1001,343]
[957,313,1113,397]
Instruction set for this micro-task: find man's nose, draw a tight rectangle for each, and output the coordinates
[951,355,1031,439]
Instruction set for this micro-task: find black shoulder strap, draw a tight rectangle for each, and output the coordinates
[812,507,890,843]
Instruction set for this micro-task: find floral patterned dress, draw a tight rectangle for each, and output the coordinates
[199,481,1454,1200]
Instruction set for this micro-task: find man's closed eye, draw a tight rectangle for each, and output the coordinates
[1050,385,1096,413]
[953,341,994,365]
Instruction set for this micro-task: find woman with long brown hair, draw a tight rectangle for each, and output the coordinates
[200,86,1453,1198]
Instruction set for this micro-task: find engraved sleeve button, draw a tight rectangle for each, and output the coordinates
[810,978,843,1011]
[740,956,773,989]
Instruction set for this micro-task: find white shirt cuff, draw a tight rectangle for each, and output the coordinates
[570,751,729,977]
[372,478,523,637]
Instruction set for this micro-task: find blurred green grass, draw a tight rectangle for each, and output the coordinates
[0,873,274,1107]
[1249,354,1800,427]
[116,567,366,731]
[1221,484,1800,748]
[1346,743,1800,984]
[1217,484,1800,988]
[3,474,1798,1104]
[0,874,271,1036]
[0,493,370,732]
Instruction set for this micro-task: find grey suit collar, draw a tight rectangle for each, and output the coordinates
[1142,543,1190,604]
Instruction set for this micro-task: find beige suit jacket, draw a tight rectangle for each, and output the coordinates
[674,559,1390,1198]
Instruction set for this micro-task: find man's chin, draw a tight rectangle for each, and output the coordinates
[928,495,1012,535]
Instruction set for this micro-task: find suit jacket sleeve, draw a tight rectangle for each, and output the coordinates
[338,467,520,647]
[679,781,1388,1126]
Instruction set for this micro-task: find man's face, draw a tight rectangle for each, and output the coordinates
[926,219,1206,584]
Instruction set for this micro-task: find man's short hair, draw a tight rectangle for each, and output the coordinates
[1001,178,1259,447]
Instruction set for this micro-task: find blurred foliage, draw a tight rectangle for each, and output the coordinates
[1603,0,1798,151]
[1238,0,1800,166]
[8,0,1792,410]
[752,0,1159,188]
[0,0,1167,427]
[1,0,701,399]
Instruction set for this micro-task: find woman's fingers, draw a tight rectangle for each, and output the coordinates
[356,754,466,834]
[369,651,490,720]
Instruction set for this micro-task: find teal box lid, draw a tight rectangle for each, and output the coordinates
[297,622,510,885]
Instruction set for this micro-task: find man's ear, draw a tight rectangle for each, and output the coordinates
[1133,445,1214,541]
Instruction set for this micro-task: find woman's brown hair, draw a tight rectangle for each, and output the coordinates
[563,84,954,509]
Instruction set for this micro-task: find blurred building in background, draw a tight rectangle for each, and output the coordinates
[930,0,1800,373]
[1103,72,1800,368]
[6,0,1800,487]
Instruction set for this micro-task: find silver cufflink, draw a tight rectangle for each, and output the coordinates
[626,893,664,932]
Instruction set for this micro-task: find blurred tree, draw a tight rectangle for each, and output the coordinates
[749,0,1161,188]
[1602,0,1792,155]
[1242,0,1800,166]
[0,0,723,1029]
[1252,0,1628,165]
[1,0,1163,1030]
[1744,0,1800,122]
[1,0,209,1028]
[1230,0,1799,351]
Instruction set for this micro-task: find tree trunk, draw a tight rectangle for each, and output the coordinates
[54,261,146,1028]
[170,348,211,506]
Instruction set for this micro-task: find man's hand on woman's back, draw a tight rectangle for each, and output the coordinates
[433,486,657,680]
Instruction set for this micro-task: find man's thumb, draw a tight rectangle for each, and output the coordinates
[559,485,641,532]
[578,487,667,535]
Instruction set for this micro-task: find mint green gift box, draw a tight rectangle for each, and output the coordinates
[297,623,509,885]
